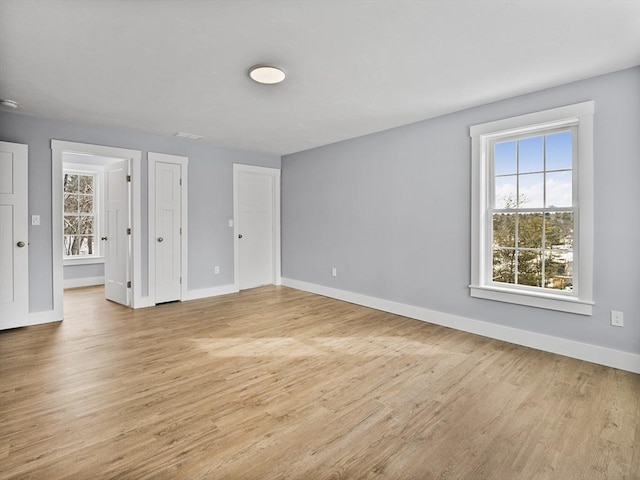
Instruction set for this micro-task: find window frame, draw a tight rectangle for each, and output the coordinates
[470,102,594,315]
[62,163,104,265]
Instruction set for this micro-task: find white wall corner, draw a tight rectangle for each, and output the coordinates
[281,277,640,374]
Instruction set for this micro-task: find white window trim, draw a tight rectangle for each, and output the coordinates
[470,101,594,315]
[63,256,105,266]
[62,163,104,265]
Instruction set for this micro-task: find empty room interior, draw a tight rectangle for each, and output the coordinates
[1,1,639,479]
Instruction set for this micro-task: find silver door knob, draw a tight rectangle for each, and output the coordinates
[157,237,164,242]
[16,241,25,248]
[101,236,107,241]
[238,234,243,239]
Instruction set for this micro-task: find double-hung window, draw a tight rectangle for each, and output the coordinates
[470,102,594,315]
[63,167,102,262]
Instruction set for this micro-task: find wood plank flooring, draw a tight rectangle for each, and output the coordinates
[1,286,638,479]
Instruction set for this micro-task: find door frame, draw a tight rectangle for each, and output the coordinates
[51,140,143,319]
[148,152,188,304]
[233,163,281,291]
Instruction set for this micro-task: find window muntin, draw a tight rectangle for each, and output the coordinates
[63,172,98,257]
[488,126,576,294]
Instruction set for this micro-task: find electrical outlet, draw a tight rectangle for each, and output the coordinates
[611,310,624,327]
[331,267,337,277]
[214,266,220,274]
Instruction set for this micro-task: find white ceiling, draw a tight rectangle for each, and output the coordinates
[1,0,639,156]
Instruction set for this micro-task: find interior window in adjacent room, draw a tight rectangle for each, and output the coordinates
[63,170,100,259]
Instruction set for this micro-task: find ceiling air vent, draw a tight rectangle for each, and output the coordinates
[174,132,203,140]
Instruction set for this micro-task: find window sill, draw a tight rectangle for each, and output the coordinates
[469,284,593,316]
[63,256,105,266]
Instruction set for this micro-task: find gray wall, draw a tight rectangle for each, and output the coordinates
[64,263,104,281]
[0,112,280,312]
[282,67,640,355]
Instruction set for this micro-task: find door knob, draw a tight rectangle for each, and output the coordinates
[16,241,25,248]
[157,237,164,242]
[238,234,243,239]
[101,236,107,241]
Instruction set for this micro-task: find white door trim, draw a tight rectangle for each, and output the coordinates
[233,163,281,291]
[148,152,188,304]
[51,140,143,319]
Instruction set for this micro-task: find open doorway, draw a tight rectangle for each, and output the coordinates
[51,140,143,321]
[62,152,133,306]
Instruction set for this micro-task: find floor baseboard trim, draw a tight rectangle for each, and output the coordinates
[282,278,640,374]
[63,276,105,289]
[183,284,238,301]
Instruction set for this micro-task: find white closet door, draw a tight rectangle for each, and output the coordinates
[0,141,29,329]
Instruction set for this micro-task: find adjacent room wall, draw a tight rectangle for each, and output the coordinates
[64,263,104,287]
[282,67,640,357]
[0,111,280,313]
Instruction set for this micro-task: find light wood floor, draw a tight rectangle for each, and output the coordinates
[1,286,638,480]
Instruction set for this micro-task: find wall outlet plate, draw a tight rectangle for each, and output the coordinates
[611,310,624,327]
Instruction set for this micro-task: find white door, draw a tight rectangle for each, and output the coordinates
[104,160,130,306]
[237,170,275,290]
[0,141,29,329]
[155,162,181,303]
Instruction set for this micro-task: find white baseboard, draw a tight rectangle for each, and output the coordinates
[282,278,640,374]
[64,276,104,289]
[132,285,238,308]
[183,284,238,301]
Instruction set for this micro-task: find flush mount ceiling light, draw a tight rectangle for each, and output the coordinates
[248,65,286,85]
[0,99,18,109]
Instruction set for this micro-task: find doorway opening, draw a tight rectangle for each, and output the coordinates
[52,140,143,321]
[62,152,123,293]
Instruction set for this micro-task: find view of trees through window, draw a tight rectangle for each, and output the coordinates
[491,131,574,291]
[63,173,96,256]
